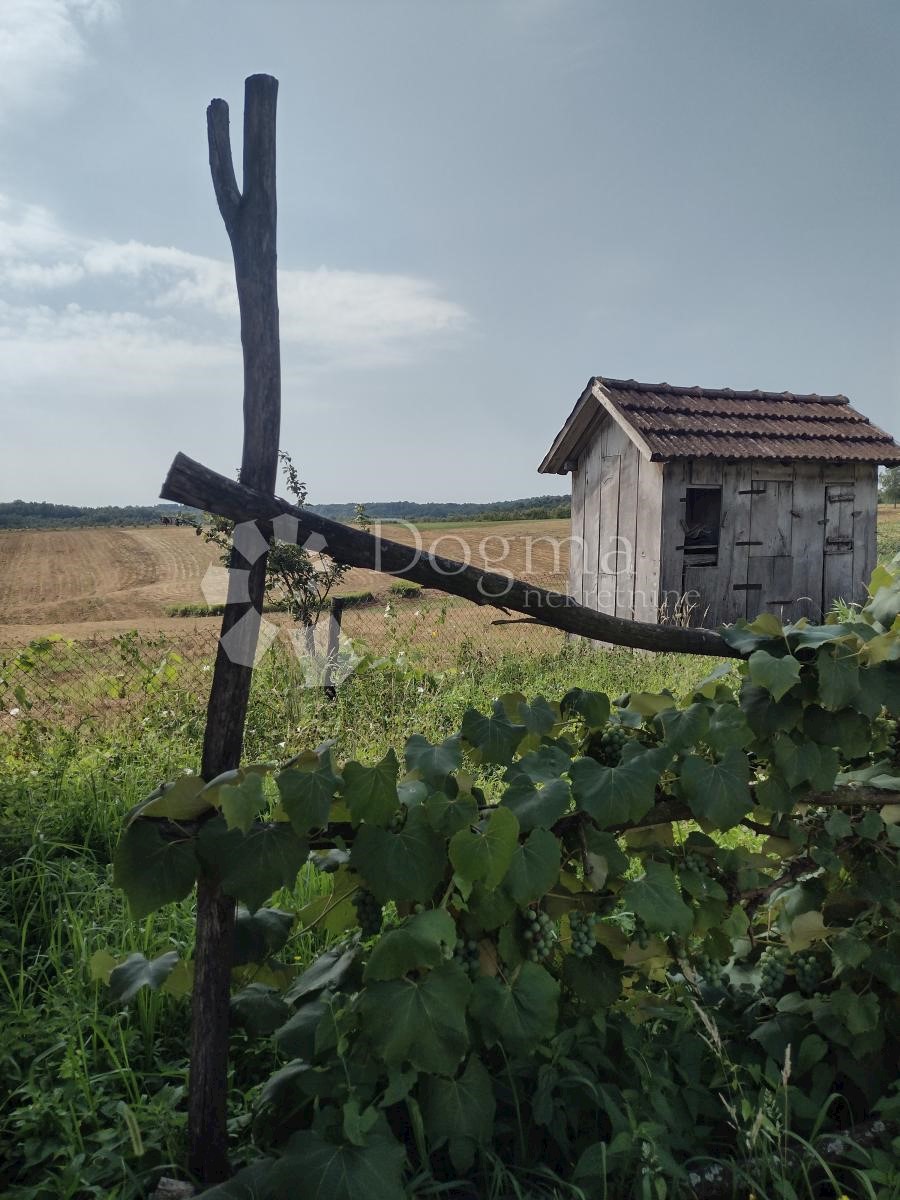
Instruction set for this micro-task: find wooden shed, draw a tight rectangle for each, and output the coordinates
[539,377,900,627]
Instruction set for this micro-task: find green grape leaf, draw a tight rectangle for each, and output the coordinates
[504,827,561,906]
[467,882,516,931]
[460,701,526,765]
[582,827,629,883]
[773,736,827,790]
[784,621,856,650]
[513,743,572,785]
[500,776,571,832]
[197,818,309,913]
[232,906,294,966]
[112,820,198,919]
[449,805,519,889]
[740,682,802,736]
[421,1054,496,1173]
[217,771,266,833]
[623,861,693,938]
[816,645,861,710]
[654,702,709,752]
[231,984,291,1038]
[108,950,180,1003]
[803,707,871,760]
[514,695,559,737]
[720,618,785,655]
[570,747,669,828]
[269,1130,407,1200]
[707,703,753,753]
[343,749,400,827]
[748,649,802,702]
[562,946,622,1008]
[755,772,795,815]
[867,573,900,627]
[176,1162,279,1200]
[424,789,479,837]
[693,661,738,699]
[276,762,341,832]
[284,943,360,1004]
[404,733,462,787]
[622,691,676,717]
[274,996,329,1060]
[562,688,611,730]
[469,961,559,1051]
[680,749,751,829]
[359,963,470,1074]
[124,774,209,826]
[350,806,447,903]
[365,910,457,981]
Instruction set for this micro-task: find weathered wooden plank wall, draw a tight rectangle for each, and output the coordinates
[659,461,688,618]
[717,462,752,623]
[633,456,664,622]
[568,462,585,603]
[571,430,879,630]
[853,464,878,596]
[790,464,827,620]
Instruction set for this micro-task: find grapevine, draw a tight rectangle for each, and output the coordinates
[758,946,788,995]
[568,910,597,958]
[694,952,726,985]
[594,724,628,765]
[683,850,710,876]
[352,888,383,938]
[523,908,558,962]
[792,949,825,994]
[453,937,481,977]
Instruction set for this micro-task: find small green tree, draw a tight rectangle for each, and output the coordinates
[201,451,349,628]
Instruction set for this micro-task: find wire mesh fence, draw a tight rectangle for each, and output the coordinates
[0,584,570,731]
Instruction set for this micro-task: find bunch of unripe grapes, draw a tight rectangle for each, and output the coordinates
[352,888,383,938]
[596,724,628,765]
[453,937,481,977]
[792,949,825,994]
[683,850,711,876]
[523,908,559,961]
[569,910,597,958]
[694,953,726,985]
[388,808,406,833]
[759,946,788,994]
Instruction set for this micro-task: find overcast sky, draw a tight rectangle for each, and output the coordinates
[1,0,899,506]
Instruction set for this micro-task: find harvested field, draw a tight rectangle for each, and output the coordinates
[0,519,570,642]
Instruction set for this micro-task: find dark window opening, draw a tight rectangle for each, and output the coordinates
[683,486,722,564]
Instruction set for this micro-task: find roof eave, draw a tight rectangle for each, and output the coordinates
[537,379,601,473]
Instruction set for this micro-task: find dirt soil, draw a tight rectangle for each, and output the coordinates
[0,519,571,643]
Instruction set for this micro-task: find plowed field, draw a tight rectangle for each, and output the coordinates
[0,520,571,642]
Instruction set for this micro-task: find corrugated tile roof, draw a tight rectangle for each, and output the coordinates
[538,377,900,471]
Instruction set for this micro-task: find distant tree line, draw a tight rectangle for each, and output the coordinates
[309,495,571,523]
[0,501,200,530]
[0,493,571,531]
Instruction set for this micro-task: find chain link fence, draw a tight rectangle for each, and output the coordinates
[0,582,570,731]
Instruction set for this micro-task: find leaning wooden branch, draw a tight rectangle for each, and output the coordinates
[160,452,741,659]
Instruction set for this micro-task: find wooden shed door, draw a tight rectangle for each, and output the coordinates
[823,480,855,605]
[744,475,794,618]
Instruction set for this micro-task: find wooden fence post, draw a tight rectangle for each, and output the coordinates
[188,74,281,1186]
[323,596,345,698]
